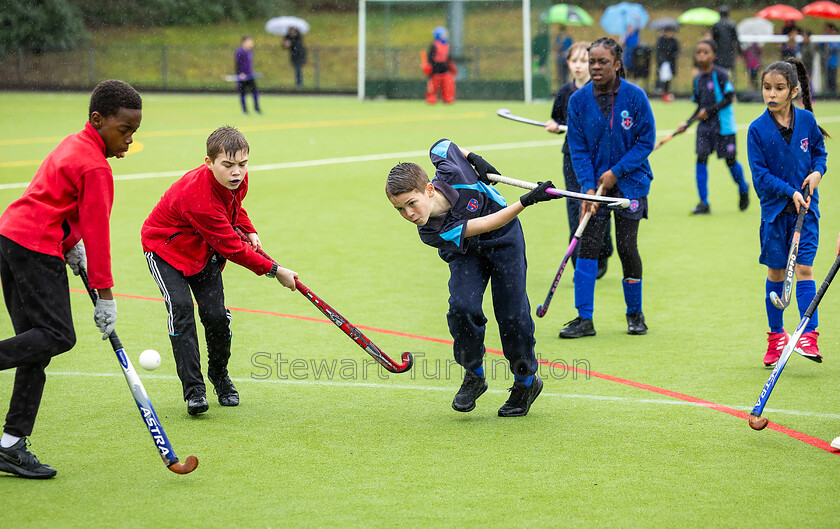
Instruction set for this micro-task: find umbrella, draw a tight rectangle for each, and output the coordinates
[678,7,720,26]
[539,4,594,26]
[756,4,803,20]
[649,17,679,31]
[600,2,649,35]
[265,16,310,36]
[803,0,840,18]
[737,17,775,37]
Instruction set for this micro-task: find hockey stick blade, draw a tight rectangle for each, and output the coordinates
[497,108,566,133]
[234,229,414,373]
[79,270,198,474]
[487,173,630,209]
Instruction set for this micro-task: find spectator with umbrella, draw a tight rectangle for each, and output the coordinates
[266,16,310,89]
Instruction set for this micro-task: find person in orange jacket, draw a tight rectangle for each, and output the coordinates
[424,26,457,104]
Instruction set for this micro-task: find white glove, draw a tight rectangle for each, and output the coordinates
[93,298,117,340]
[64,241,87,276]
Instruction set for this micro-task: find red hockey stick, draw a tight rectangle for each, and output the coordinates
[236,229,413,373]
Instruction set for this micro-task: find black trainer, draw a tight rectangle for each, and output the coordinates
[739,192,750,211]
[187,391,209,416]
[558,316,596,339]
[627,312,648,335]
[691,202,711,215]
[452,370,488,412]
[498,375,543,417]
[0,438,56,479]
[210,375,239,407]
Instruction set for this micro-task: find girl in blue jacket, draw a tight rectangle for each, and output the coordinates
[560,37,656,339]
[747,58,828,366]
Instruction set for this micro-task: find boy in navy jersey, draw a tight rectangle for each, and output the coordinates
[386,139,559,416]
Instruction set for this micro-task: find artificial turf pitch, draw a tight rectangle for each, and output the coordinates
[0,92,838,528]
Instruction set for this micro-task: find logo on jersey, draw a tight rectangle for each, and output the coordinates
[800,138,809,152]
[466,198,479,212]
[727,143,735,154]
[707,81,714,90]
[620,110,633,130]
[629,199,640,212]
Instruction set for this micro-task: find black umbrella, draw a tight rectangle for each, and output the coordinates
[649,17,679,31]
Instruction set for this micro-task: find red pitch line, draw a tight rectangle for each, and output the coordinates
[81,288,839,455]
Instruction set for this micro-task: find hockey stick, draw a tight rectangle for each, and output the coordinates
[497,108,566,134]
[536,185,605,318]
[748,251,840,430]
[653,115,697,151]
[487,173,631,209]
[78,270,198,474]
[769,184,810,310]
[235,230,414,373]
[222,73,263,82]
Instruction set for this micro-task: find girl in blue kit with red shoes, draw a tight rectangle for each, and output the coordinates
[748,58,828,367]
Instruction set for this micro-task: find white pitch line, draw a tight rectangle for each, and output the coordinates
[3,112,840,190]
[8,370,840,420]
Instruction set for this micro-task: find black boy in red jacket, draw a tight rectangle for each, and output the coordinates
[0,79,142,479]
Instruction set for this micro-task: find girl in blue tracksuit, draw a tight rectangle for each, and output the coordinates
[747,58,828,367]
[561,37,656,339]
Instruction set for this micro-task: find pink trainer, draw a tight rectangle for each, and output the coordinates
[795,331,822,362]
[764,331,788,367]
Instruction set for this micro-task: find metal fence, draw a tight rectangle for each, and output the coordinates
[0,44,532,94]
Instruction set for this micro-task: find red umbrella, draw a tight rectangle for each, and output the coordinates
[803,0,840,18]
[756,4,804,20]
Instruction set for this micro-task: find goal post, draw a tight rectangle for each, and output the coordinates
[358,0,534,102]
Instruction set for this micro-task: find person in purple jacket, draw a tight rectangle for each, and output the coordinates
[747,58,828,367]
[234,35,260,114]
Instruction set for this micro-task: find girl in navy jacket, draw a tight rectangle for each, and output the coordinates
[747,58,828,366]
[561,37,655,339]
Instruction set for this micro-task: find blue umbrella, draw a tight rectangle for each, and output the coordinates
[600,2,649,35]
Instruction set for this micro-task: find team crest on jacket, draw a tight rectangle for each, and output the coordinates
[467,198,479,212]
[620,110,633,130]
[629,199,640,212]
[800,138,809,152]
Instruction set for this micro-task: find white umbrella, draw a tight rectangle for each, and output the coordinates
[265,16,310,36]
[737,17,775,38]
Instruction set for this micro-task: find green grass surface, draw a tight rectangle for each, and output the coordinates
[0,92,839,527]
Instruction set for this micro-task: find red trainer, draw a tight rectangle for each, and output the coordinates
[764,331,788,366]
[795,331,822,362]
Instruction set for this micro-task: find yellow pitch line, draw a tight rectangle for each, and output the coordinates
[0,141,145,168]
[0,112,487,146]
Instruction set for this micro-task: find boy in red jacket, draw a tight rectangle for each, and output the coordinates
[0,79,142,479]
[141,126,297,416]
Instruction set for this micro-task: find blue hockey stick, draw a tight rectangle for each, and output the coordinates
[749,252,840,430]
[79,269,198,473]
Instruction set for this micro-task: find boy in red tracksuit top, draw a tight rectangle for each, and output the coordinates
[141,126,297,416]
[0,79,142,479]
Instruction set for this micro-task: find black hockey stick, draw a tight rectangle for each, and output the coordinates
[653,115,698,151]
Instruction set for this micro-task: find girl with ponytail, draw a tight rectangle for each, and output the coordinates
[747,57,829,366]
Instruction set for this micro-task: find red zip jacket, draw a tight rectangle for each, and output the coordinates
[0,122,114,289]
[141,165,274,276]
